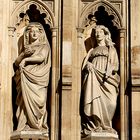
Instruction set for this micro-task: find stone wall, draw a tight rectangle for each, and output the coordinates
[0,0,2,87]
[61,1,81,140]
[0,0,140,140]
[0,0,13,139]
[131,1,140,140]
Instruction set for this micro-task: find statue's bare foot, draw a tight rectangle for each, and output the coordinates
[102,125,117,134]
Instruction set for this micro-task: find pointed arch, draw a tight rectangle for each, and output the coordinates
[80,0,123,29]
[10,0,55,27]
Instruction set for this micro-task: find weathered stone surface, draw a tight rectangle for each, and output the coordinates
[0,0,140,140]
[81,132,119,140]
[11,130,49,140]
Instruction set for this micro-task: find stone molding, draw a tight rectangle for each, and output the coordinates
[81,132,119,140]
[80,0,123,29]
[132,76,140,92]
[10,0,55,27]
[11,130,49,140]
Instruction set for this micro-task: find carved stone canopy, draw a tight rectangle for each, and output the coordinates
[11,1,55,46]
[80,1,123,29]
[79,1,122,48]
[11,0,54,27]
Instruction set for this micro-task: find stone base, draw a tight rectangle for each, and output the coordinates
[10,130,49,140]
[81,132,119,140]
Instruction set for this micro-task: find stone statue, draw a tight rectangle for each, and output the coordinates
[81,25,120,137]
[14,22,51,133]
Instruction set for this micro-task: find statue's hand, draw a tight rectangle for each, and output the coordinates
[103,69,112,83]
[86,62,93,71]
[19,59,27,68]
[24,47,35,57]
[106,68,113,77]
[103,74,108,83]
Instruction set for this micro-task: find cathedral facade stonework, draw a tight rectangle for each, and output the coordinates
[0,0,140,140]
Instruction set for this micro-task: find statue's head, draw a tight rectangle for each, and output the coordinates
[24,22,48,45]
[95,25,115,46]
[29,26,40,42]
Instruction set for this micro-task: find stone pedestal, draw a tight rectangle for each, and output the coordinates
[10,131,49,140]
[81,132,119,140]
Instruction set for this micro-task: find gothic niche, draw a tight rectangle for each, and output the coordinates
[11,4,52,140]
[14,4,52,48]
[80,5,120,139]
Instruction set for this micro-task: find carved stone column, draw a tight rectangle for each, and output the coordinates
[119,28,126,140]
[51,27,59,140]
[0,0,13,138]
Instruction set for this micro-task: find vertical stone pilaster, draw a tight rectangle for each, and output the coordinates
[61,0,81,140]
[51,27,58,140]
[76,27,85,140]
[131,1,140,140]
[0,1,13,140]
[119,28,126,140]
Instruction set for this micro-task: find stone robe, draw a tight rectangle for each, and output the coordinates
[14,43,51,131]
[81,45,120,135]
